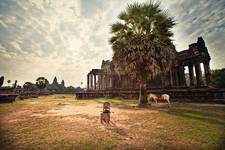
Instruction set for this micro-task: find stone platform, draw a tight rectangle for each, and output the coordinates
[0,87,18,103]
[17,91,39,100]
[75,88,225,103]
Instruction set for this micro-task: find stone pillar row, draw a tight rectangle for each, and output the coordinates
[195,62,203,86]
[170,61,211,87]
[87,72,139,91]
[203,61,211,85]
[87,74,118,91]
[188,64,195,86]
[89,74,133,90]
[87,74,89,90]
[86,61,211,90]
[87,74,100,91]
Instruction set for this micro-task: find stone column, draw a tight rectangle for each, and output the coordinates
[176,69,180,86]
[87,74,89,90]
[169,70,173,86]
[172,68,178,87]
[125,76,127,88]
[108,77,110,89]
[100,75,103,90]
[97,75,100,90]
[94,74,96,90]
[188,64,195,86]
[114,77,117,89]
[109,76,112,89]
[124,76,126,88]
[98,75,101,90]
[127,77,130,89]
[90,74,93,90]
[204,61,212,85]
[111,76,115,89]
[105,76,108,89]
[104,75,107,89]
[123,75,127,89]
[120,76,123,88]
[127,77,130,88]
[179,66,186,86]
[195,62,203,86]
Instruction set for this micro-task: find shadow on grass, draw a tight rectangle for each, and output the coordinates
[169,108,225,125]
[94,98,172,112]
[168,107,225,149]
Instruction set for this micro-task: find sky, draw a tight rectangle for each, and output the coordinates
[0,0,224,87]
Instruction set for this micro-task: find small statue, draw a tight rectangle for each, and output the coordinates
[100,102,111,124]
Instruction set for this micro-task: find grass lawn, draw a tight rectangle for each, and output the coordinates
[0,94,224,150]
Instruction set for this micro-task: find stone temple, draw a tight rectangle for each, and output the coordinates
[76,37,225,100]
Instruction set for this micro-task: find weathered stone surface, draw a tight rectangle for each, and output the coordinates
[79,37,223,100]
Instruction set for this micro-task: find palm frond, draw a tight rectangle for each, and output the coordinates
[110,1,176,82]
[110,21,125,33]
[118,11,128,21]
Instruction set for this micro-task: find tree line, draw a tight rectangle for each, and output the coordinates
[0,76,84,93]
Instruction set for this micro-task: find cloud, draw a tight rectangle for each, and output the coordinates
[0,0,224,86]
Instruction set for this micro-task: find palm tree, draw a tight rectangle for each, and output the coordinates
[13,80,17,88]
[7,80,11,87]
[110,1,176,105]
[36,77,49,94]
[23,82,36,91]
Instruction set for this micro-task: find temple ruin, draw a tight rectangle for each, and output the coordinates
[76,37,225,100]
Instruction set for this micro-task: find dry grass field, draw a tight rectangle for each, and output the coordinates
[0,94,225,150]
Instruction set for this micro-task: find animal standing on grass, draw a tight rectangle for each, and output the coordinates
[147,93,158,104]
[147,93,170,107]
[160,94,170,106]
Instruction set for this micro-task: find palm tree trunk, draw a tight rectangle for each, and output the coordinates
[139,84,142,103]
[138,82,148,106]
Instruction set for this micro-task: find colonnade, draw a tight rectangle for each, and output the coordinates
[171,61,211,87]
[87,73,137,91]
[87,61,212,90]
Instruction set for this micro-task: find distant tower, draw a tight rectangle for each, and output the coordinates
[61,80,65,87]
[52,77,58,86]
[197,37,205,48]
[197,37,209,53]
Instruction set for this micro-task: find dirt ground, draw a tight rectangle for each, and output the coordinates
[0,95,225,150]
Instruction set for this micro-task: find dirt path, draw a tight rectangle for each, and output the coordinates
[1,97,224,150]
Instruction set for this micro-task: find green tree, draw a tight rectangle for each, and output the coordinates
[17,85,22,89]
[211,68,225,88]
[7,80,11,87]
[36,77,49,93]
[110,1,176,105]
[47,84,59,91]
[23,82,37,91]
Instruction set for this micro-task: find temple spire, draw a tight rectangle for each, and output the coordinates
[52,76,58,86]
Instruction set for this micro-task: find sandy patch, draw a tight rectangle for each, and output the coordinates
[30,103,161,121]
